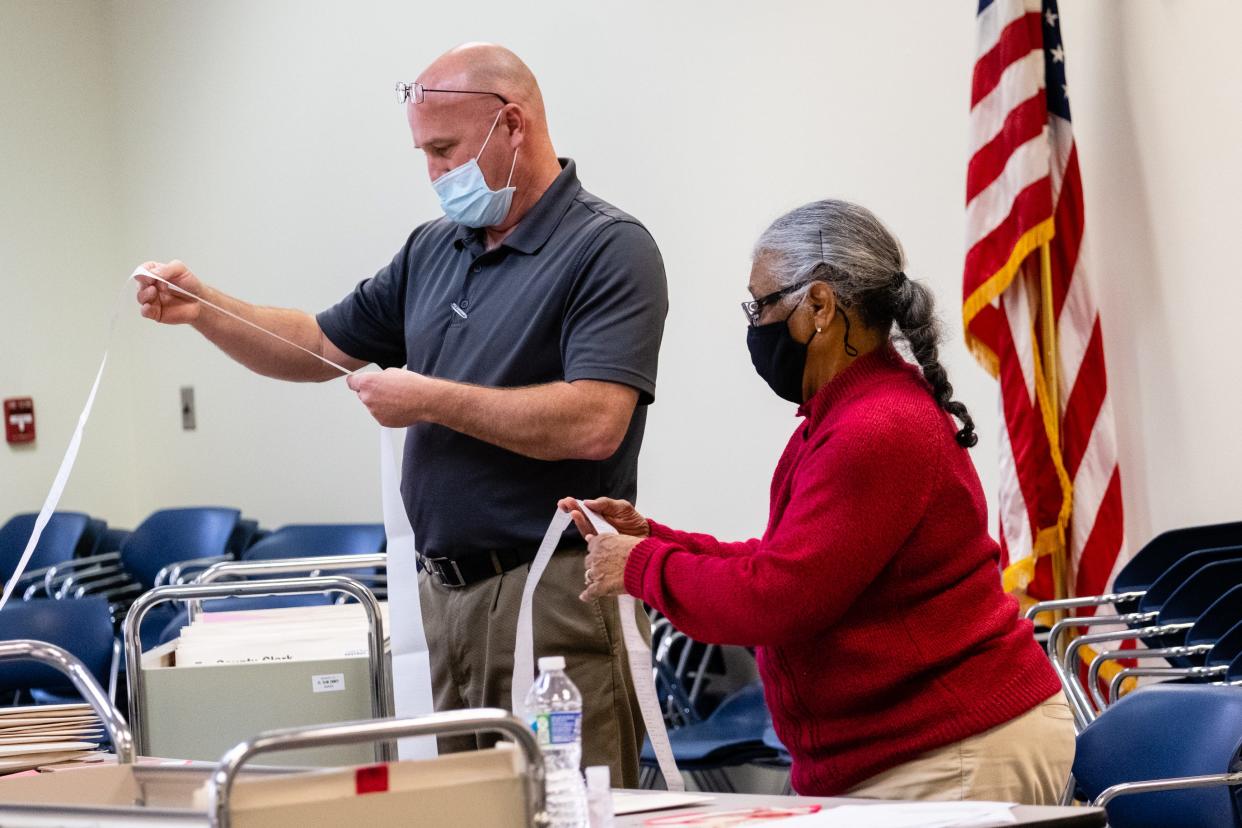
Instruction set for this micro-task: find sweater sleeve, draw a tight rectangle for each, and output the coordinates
[624,418,939,647]
[646,520,760,559]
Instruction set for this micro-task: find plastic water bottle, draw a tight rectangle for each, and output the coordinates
[525,655,588,828]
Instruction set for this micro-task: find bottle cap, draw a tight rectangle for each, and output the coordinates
[538,655,566,672]
[585,765,610,790]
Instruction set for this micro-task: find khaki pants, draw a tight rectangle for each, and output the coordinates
[843,692,1077,804]
[419,548,649,788]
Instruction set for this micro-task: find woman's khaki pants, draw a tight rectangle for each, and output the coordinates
[843,692,1077,804]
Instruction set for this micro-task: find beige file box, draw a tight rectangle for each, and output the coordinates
[140,643,385,767]
[0,747,529,827]
[218,745,528,828]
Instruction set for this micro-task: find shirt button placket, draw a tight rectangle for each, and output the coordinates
[462,260,482,313]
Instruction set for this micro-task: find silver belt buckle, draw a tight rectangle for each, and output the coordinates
[420,554,467,589]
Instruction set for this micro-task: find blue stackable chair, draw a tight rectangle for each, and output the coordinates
[1073,684,1242,828]
[0,512,95,598]
[121,507,242,591]
[241,523,387,597]
[1110,522,1242,615]
[0,597,117,704]
[241,524,386,561]
[151,523,387,645]
[640,680,776,792]
[1055,551,1242,727]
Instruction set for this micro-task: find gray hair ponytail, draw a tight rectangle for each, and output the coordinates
[753,199,978,449]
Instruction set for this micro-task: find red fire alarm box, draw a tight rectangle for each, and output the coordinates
[4,398,36,444]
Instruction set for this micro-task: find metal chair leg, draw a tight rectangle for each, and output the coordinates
[1059,772,1077,806]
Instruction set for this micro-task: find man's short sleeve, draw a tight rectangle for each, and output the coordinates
[561,221,668,405]
[316,244,409,369]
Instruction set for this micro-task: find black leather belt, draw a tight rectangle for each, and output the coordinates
[417,547,542,589]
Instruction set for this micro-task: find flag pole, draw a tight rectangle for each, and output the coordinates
[1039,242,1068,601]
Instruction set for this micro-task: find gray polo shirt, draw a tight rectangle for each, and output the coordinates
[317,159,668,558]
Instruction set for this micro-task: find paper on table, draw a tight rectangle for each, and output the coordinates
[0,732,102,745]
[0,750,93,773]
[0,742,98,758]
[381,426,436,760]
[777,802,1018,828]
[0,704,92,717]
[610,791,714,815]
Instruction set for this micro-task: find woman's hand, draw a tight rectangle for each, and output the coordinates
[557,497,650,540]
[580,533,644,601]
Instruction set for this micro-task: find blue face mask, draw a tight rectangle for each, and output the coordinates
[431,109,518,228]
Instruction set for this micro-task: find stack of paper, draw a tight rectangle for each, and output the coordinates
[171,603,391,667]
[0,703,104,774]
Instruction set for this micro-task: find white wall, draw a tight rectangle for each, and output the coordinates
[2,1,1239,553]
[1059,1,1242,547]
[0,0,143,525]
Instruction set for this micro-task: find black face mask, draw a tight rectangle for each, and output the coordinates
[746,304,819,404]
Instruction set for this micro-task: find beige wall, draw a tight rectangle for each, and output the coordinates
[0,0,142,526]
[1,1,1238,556]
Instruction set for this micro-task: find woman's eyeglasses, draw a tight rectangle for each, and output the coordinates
[741,279,815,327]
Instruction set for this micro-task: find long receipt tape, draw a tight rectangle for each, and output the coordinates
[513,503,683,791]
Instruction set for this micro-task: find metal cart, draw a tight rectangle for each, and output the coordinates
[123,575,393,764]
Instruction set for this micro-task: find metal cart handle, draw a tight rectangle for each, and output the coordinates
[123,576,392,760]
[206,708,547,828]
[188,554,388,620]
[0,639,135,764]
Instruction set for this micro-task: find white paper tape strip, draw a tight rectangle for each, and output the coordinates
[512,503,684,791]
[0,351,110,611]
[511,507,575,715]
[0,277,140,611]
[380,427,437,758]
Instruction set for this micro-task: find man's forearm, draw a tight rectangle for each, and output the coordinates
[191,285,350,382]
[420,378,635,461]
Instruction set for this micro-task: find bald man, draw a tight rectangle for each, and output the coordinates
[134,43,666,785]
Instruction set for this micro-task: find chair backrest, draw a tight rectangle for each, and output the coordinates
[706,681,772,735]
[1159,561,1242,626]
[241,524,386,561]
[1115,521,1242,612]
[97,527,131,555]
[654,660,700,729]
[1073,683,1242,828]
[0,512,92,580]
[0,597,114,693]
[1187,586,1242,649]
[1209,621,1242,670]
[1139,547,1242,614]
[120,507,241,590]
[226,519,263,558]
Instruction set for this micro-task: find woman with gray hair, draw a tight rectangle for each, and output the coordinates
[562,200,1074,802]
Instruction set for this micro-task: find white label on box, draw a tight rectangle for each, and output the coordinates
[312,673,346,693]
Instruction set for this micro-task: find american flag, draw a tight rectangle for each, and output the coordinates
[963,0,1128,607]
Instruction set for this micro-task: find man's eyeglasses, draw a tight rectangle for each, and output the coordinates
[395,81,510,106]
[741,278,816,327]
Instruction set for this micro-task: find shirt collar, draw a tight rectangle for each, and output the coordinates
[453,158,581,254]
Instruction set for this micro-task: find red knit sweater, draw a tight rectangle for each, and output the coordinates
[624,344,1062,795]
